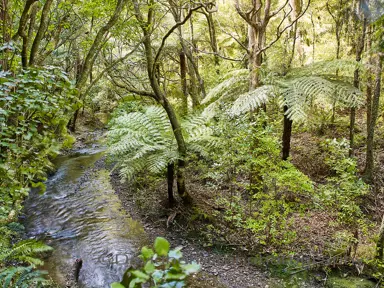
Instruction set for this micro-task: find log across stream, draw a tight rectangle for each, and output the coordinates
[23,146,147,287]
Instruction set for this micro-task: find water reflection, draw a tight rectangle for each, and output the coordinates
[23,147,147,287]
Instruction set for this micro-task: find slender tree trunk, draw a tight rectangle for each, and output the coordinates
[179,50,188,115]
[0,0,10,70]
[187,58,200,109]
[167,163,175,205]
[134,0,190,203]
[205,12,219,72]
[364,55,382,183]
[161,97,190,203]
[282,106,293,160]
[349,17,367,156]
[376,214,384,260]
[29,0,53,66]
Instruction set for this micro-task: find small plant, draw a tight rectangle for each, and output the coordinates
[111,237,201,288]
[0,266,51,288]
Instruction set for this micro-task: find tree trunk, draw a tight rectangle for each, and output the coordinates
[349,16,367,156]
[167,163,175,205]
[376,214,384,260]
[0,0,10,70]
[282,106,293,160]
[161,97,190,203]
[364,55,382,183]
[29,0,54,66]
[179,50,188,115]
[205,12,219,72]
[134,0,191,203]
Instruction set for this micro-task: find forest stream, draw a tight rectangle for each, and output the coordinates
[23,144,147,287]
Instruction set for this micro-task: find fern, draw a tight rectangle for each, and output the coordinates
[0,239,53,268]
[202,62,364,121]
[202,69,249,105]
[108,106,217,182]
[0,266,50,287]
[230,85,275,117]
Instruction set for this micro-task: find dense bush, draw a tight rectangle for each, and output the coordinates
[0,67,77,223]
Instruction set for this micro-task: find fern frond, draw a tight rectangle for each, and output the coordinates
[287,60,363,78]
[230,85,275,116]
[280,76,363,121]
[0,240,53,267]
[202,69,248,105]
[0,266,50,287]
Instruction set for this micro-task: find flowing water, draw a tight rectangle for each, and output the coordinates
[23,146,147,287]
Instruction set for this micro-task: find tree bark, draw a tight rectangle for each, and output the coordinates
[349,16,367,156]
[204,12,219,72]
[376,214,384,260]
[29,0,54,66]
[179,50,188,115]
[167,163,175,205]
[133,0,191,202]
[364,55,382,183]
[282,106,293,160]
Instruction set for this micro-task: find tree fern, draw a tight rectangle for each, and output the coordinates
[108,106,217,182]
[202,69,249,105]
[202,62,364,121]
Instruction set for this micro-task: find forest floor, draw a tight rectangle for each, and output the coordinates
[109,160,323,288]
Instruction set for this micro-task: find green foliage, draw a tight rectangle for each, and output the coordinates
[0,266,51,288]
[108,105,217,181]
[315,139,369,224]
[111,237,201,288]
[0,67,78,222]
[229,75,362,121]
[202,61,363,122]
[0,67,74,286]
[201,114,314,248]
[0,239,53,267]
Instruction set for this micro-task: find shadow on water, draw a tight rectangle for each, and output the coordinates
[23,147,147,287]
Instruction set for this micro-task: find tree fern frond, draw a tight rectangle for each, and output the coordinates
[230,85,275,116]
[202,69,248,105]
[287,60,363,78]
[280,76,363,121]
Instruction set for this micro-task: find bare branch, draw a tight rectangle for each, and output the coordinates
[152,2,213,75]
[259,0,311,55]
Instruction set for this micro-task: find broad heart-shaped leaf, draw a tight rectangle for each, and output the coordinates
[110,283,125,288]
[154,237,170,256]
[181,262,201,275]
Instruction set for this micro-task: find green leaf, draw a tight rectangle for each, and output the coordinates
[131,270,150,280]
[181,262,201,275]
[144,261,155,274]
[110,283,125,288]
[154,237,170,256]
[141,246,154,260]
[168,247,183,260]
